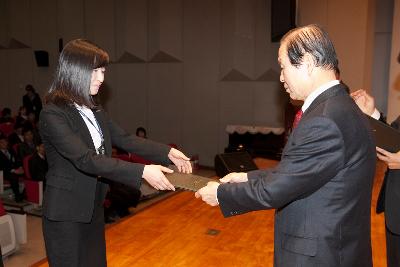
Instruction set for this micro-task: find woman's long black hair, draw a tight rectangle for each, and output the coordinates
[45,39,109,108]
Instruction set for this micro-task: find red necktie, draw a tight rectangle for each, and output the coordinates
[292,110,303,129]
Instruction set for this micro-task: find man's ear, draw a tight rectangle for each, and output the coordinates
[303,53,315,76]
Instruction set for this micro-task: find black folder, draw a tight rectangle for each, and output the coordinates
[166,172,217,192]
[367,115,400,152]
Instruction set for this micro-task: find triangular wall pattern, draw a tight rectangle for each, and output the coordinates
[220,69,252,81]
[256,68,280,81]
[114,51,146,63]
[8,38,30,49]
[148,51,182,63]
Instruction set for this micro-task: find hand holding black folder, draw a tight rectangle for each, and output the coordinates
[367,116,400,152]
[165,172,217,192]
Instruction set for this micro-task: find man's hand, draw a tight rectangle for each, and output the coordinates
[168,148,192,174]
[195,181,220,206]
[142,165,175,191]
[376,147,400,169]
[12,167,24,175]
[219,172,248,184]
[350,89,376,116]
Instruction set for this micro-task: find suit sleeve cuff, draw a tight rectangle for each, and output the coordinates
[371,108,381,120]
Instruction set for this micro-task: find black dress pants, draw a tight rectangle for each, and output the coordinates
[43,185,106,267]
[386,225,400,267]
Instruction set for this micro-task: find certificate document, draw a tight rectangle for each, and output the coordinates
[166,172,217,191]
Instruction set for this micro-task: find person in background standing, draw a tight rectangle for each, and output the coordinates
[23,84,42,121]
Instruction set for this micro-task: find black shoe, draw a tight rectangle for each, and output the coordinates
[117,208,130,218]
[105,216,115,224]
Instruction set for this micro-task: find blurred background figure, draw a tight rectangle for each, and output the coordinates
[22,84,42,121]
[0,133,24,202]
[15,106,28,126]
[29,141,48,184]
[136,127,147,139]
[0,108,14,124]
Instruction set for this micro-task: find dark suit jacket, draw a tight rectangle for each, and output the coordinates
[29,152,48,181]
[18,142,36,160]
[23,92,42,117]
[376,115,400,234]
[0,148,22,180]
[217,84,376,267]
[39,103,171,223]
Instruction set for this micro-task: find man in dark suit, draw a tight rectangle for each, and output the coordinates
[0,133,24,202]
[22,84,42,120]
[352,88,400,267]
[29,142,47,182]
[196,24,376,266]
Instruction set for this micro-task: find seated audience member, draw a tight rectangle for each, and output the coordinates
[29,142,48,183]
[120,129,178,165]
[25,112,41,144]
[0,133,24,202]
[0,108,14,123]
[18,128,36,159]
[8,122,24,148]
[104,180,141,223]
[27,112,37,128]
[105,148,142,218]
[136,127,147,138]
[15,106,28,126]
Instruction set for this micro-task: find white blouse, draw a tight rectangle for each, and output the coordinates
[74,104,103,154]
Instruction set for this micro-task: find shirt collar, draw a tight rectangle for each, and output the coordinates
[302,80,340,112]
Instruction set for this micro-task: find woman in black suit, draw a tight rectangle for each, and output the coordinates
[39,39,192,267]
[352,89,400,267]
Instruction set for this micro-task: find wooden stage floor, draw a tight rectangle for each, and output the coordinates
[33,158,387,267]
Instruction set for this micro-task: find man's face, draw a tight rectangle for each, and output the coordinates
[37,144,45,155]
[278,44,310,101]
[0,139,8,150]
[24,131,34,143]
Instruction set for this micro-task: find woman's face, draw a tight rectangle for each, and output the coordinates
[90,67,105,95]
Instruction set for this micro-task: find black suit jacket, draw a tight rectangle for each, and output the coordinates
[217,84,376,267]
[0,148,21,180]
[376,115,400,234]
[39,103,171,223]
[29,153,48,181]
[23,92,42,116]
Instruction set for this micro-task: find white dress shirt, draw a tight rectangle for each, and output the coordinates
[302,80,340,112]
[75,104,103,154]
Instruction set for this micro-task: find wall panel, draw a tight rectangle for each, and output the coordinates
[182,0,220,165]
[147,63,183,144]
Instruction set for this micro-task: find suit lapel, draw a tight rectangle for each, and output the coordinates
[93,108,111,156]
[303,83,348,117]
[66,105,96,150]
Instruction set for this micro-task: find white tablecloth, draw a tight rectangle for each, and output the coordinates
[226,125,285,135]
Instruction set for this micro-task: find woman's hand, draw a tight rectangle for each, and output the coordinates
[168,148,192,174]
[350,89,376,116]
[142,165,175,191]
[376,147,400,169]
